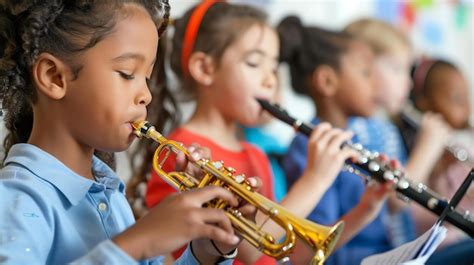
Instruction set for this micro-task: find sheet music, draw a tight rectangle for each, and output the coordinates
[361,222,447,265]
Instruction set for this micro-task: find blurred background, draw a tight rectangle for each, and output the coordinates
[82,0,474,181]
[170,0,474,143]
[158,0,474,169]
[0,0,472,181]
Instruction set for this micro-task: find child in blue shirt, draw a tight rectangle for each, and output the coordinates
[0,1,248,264]
[279,16,399,265]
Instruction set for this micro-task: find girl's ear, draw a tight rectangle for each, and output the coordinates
[32,53,69,100]
[188,51,215,86]
[311,65,339,97]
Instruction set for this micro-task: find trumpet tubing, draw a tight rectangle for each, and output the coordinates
[132,121,344,264]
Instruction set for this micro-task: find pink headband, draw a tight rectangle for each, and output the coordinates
[413,58,435,94]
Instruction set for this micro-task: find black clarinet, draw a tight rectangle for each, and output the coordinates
[257,99,474,237]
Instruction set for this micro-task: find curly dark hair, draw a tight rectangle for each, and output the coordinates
[0,0,170,169]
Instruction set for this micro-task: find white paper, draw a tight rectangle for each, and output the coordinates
[361,222,447,265]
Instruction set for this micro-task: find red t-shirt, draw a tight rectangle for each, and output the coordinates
[145,127,276,265]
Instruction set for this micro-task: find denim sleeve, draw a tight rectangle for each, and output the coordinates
[282,134,309,188]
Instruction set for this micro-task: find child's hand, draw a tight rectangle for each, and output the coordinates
[193,176,262,262]
[113,186,240,260]
[360,180,394,217]
[303,122,359,187]
[366,154,401,214]
[418,112,452,156]
[175,143,210,178]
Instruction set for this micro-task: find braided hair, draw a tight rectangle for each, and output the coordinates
[0,0,170,169]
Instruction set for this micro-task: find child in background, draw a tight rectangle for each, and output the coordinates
[345,18,450,196]
[0,1,248,264]
[280,16,398,265]
[344,19,452,246]
[137,2,364,265]
[399,58,474,264]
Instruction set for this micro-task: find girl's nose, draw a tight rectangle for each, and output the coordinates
[263,70,278,91]
[137,81,152,106]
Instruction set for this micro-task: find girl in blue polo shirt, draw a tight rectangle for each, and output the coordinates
[0,1,245,264]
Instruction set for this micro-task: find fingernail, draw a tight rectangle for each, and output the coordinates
[248,178,257,186]
[231,235,239,244]
[188,146,196,152]
[192,153,200,160]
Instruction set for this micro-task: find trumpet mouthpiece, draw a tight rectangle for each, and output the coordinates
[132,121,152,138]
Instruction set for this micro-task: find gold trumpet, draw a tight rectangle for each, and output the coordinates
[132,121,344,265]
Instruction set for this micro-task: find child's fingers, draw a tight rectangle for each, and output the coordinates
[197,208,235,234]
[341,148,361,162]
[200,224,240,246]
[367,180,395,198]
[327,130,353,152]
[237,203,257,219]
[189,186,238,207]
[175,149,188,172]
[312,127,343,152]
[246,176,262,192]
[389,158,402,170]
[378,153,388,162]
[308,122,332,146]
[188,143,211,161]
[194,208,239,244]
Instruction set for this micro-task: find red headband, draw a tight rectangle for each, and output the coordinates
[413,58,435,94]
[181,0,223,77]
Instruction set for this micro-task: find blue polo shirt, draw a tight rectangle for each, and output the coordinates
[349,116,408,165]
[0,143,232,265]
[283,118,391,265]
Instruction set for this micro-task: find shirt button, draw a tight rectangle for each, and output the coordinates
[98,202,108,211]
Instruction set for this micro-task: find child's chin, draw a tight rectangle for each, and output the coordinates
[358,109,376,118]
[241,118,261,128]
[104,139,135,153]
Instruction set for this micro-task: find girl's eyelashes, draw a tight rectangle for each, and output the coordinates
[245,61,259,68]
[117,71,135,80]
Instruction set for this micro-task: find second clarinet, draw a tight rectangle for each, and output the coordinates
[257,99,474,237]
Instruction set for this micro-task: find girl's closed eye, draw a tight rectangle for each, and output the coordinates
[245,59,260,68]
[245,52,264,68]
[117,71,135,80]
